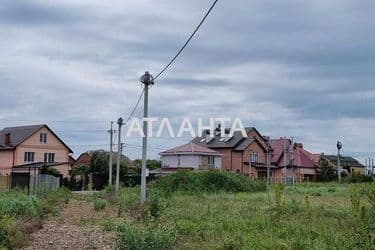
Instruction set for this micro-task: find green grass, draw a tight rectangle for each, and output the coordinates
[0,188,71,249]
[110,181,375,250]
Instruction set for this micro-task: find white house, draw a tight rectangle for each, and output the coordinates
[160,142,222,170]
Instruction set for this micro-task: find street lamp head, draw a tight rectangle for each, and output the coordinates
[337,141,342,150]
[140,71,154,86]
[117,117,123,125]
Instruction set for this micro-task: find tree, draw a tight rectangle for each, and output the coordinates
[40,165,62,177]
[90,151,109,176]
[317,156,337,182]
[133,159,161,171]
[71,165,90,191]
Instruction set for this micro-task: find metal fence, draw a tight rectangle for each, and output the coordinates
[0,173,60,194]
[29,174,60,194]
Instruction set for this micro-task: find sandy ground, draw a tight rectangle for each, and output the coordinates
[23,199,117,250]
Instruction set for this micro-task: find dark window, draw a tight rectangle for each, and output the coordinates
[208,156,215,166]
[44,153,55,163]
[250,152,259,163]
[40,133,47,143]
[24,152,35,162]
[177,155,181,166]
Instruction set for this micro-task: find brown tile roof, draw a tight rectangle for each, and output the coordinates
[160,142,222,156]
[0,124,73,153]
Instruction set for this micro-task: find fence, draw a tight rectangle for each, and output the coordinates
[0,175,11,191]
[29,174,60,195]
[269,176,310,184]
[1,173,60,194]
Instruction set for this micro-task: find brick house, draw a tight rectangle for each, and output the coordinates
[0,124,73,177]
[270,138,318,181]
[192,127,272,178]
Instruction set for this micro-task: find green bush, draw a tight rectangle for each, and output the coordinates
[153,170,266,194]
[0,191,43,219]
[344,173,373,183]
[117,190,140,217]
[145,190,163,219]
[0,216,28,249]
[117,221,176,250]
[40,187,71,216]
[93,198,107,211]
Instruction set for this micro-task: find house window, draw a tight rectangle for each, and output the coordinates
[177,155,181,167]
[44,153,55,163]
[208,156,215,166]
[24,152,35,162]
[250,152,259,163]
[40,133,47,143]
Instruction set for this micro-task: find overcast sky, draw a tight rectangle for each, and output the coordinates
[1,0,374,163]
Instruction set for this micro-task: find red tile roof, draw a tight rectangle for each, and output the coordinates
[270,138,316,168]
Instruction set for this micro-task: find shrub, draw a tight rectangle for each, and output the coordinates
[0,191,43,219]
[40,187,71,216]
[153,170,266,194]
[345,173,373,183]
[93,198,107,211]
[117,191,140,216]
[117,221,176,250]
[0,216,28,249]
[145,191,162,219]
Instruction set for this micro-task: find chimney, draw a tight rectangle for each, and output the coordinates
[294,143,303,149]
[4,133,10,145]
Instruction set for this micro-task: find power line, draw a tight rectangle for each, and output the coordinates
[153,0,219,81]
[122,88,144,126]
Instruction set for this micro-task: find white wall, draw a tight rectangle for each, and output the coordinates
[161,154,200,169]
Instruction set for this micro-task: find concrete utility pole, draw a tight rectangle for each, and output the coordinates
[140,71,154,203]
[115,117,123,193]
[108,121,115,185]
[337,141,342,183]
[372,158,374,176]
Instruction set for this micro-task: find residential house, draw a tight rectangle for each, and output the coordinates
[270,138,318,181]
[0,124,73,177]
[192,127,272,178]
[322,154,365,175]
[159,142,222,170]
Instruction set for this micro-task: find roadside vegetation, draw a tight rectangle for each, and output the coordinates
[91,170,375,249]
[0,187,70,249]
[1,170,374,249]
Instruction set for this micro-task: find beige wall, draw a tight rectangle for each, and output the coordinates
[351,166,365,174]
[0,151,13,175]
[15,127,69,166]
[3,127,71,177]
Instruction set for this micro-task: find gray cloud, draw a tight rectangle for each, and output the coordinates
[1,0,374,161]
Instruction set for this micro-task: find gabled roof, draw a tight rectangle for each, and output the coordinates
[324,155,364,168]
[160,142,222,156]
[191,127,267,152]
[0,124,73,153]
[270,138,316,168]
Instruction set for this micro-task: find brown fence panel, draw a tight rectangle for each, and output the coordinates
[0,175,11,191]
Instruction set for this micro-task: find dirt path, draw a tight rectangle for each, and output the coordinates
[23,199,117,250]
